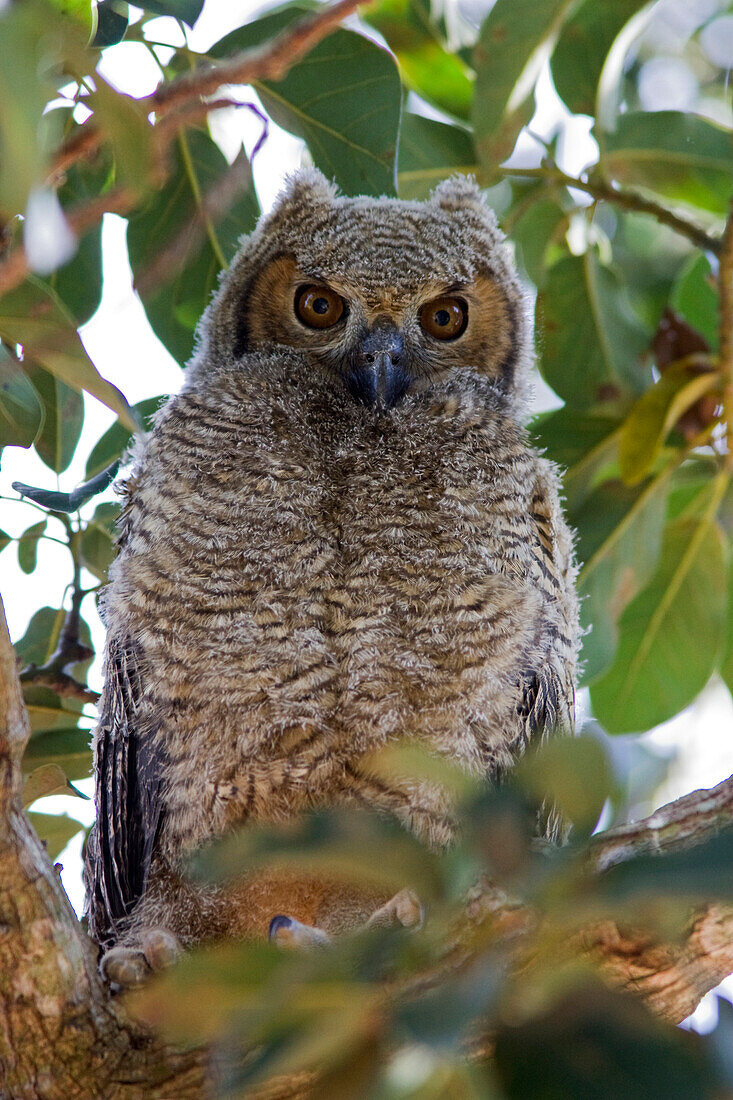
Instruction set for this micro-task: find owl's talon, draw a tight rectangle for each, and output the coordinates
[100,945,149,988]
[268,914,330,948]
[141,927,182,971]
[366,888,424,931]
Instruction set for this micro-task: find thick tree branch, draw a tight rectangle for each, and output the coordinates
[501,165,723,255]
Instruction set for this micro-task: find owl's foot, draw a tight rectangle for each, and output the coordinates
[100,927,182,988]
[365,888,424,930]
[268,914,330,949]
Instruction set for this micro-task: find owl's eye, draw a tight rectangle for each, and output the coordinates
[295,285,345,329]
[420,297,468,341]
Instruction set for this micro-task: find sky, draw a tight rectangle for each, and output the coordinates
[0,0,731,1032]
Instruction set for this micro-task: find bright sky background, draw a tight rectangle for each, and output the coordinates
[0,0,731,1032]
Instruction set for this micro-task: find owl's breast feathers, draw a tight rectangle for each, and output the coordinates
[89,357,577,944]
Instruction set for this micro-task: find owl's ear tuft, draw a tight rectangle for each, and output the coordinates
[431,175,488,215]
[274,167,337,213]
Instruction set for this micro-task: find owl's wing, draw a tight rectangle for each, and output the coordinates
[84,636,164,948]
[521,468,578,740]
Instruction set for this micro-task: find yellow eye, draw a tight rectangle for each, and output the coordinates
[420,296,468,341]
[295,285,345,329]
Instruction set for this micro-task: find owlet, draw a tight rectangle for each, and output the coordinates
[84,170,579,984]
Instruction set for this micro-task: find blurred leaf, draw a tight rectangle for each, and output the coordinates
[22,762,80,807]
[88,76,152,191]
[591,509,728,732]
[14,606,65,667]
[127,132,259,365]
[0,1,60,217]
[515,735,614,837]
[494,982,721,1100]
[92,0,129,47]
[0,530,10,554]
[364,0,474,120]
[721,553,733,698]
[396,955,503,1052]
[472,0,580,169]
[22,728,92,781]
[551,0,654,116]
[574,474,669,684]
[13,460,119,513]
[138,0,203,25]
[211,15,401,197]
[671,254,719,350]
[397,114,477,200]
[28,811,84,860]
[17,520,47,574]
[0,343,43,451]
[618,362,720,486]
[25,363,83,474]
[536,250,651,409]
[598,111,733,216]
[511,197,568,287]
[80,500,120,580]
[85,395,163,477]
[0,278,137,429]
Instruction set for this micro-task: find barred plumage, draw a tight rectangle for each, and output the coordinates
[84,170,579,975]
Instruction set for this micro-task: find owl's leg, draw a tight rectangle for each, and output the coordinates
[100,927,182,988]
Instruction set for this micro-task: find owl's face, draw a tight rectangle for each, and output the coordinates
[242,255,515,410]
[197,170,531,413]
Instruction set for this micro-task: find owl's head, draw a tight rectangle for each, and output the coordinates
[193,169,532,413]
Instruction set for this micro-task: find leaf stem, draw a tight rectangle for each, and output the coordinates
[501,165,722,255]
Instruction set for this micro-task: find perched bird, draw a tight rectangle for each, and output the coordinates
[84,170,579,985]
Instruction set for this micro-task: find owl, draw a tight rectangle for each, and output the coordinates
[84,170,579,985]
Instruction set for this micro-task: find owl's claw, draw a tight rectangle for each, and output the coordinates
[268,914,331,948]
[366,888,424,930]
[100,927,182,988]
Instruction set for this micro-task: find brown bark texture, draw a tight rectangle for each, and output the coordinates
[2,587,733,1096]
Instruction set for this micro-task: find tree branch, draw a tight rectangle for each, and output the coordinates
[501,165,722,255]
[0,0,367,301]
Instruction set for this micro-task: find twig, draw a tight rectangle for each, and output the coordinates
[502,165,722,255]
[719,197,733,469]
[0,0,368,300]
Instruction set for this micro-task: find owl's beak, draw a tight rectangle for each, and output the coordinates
[346,320,410,411]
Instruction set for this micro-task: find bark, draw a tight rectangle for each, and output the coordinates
[2,587,733,1095]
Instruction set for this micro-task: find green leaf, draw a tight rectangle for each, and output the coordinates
[13,606,65,667]
[210,14,401,197]
[472,0,581,169]
[0,278,137,429]
[530,407,621,507]
[598,111,733,217]
[599,827,733,902]
[28,811,84,860]
[85,395,164,478]
[0,343,43,451]
[671,254,719,350]
[80,501,120,581]
[17,520,47,575]
[573,475,669,684]
[23,686,89,734]
[22,728,92,781]
[363,0,474,120]
[22,763,80,807]
[92,0,129,47]
[551,0,655,116]
[24,363,83,474]
[511,197,568,288]
[397,114,477,200]
[515,734,615,836]
[87,75,152,191]
[618,362,720,486]
[591,509,728,733]
[138,0,203,26]
[721,551,733,698]
[0,530,10,555]
[13,460,119,513]
[536,250,651,409]
[127,133,259,365]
